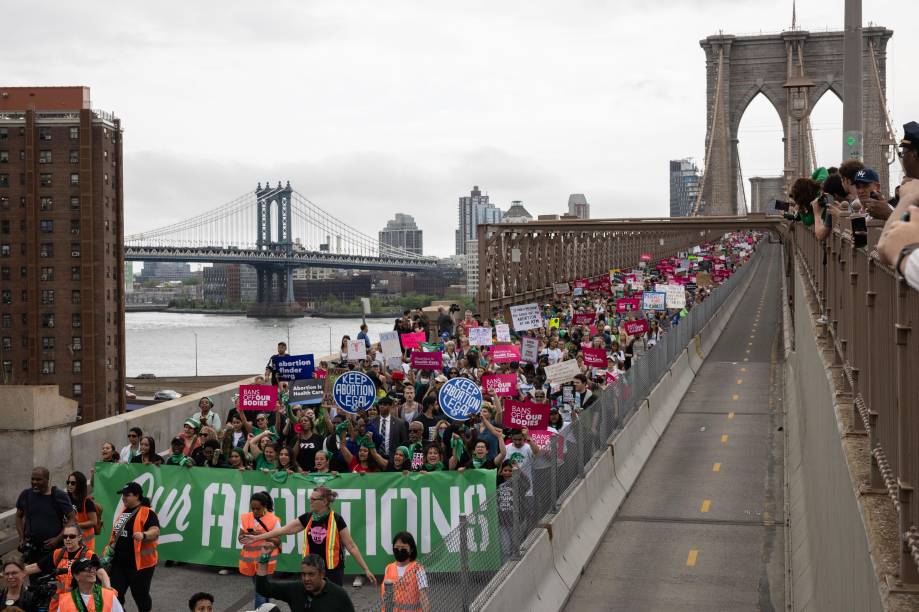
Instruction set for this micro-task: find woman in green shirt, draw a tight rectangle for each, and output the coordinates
[246,431,279,472]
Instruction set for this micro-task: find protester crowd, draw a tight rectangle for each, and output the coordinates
[2,225,765,612]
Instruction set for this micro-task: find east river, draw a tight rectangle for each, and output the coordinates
[125,312,397,377]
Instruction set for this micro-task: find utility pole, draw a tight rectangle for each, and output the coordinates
[842,0,863,161]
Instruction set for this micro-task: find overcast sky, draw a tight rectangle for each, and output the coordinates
[7,0,915,257]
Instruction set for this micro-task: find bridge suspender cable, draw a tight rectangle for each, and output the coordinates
[692,45,725,217]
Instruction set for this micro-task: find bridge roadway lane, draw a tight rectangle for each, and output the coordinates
[565,244,785,612]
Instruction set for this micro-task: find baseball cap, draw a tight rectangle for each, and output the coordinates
[900,121,919,148]
[377,395,394,405]
[70,557,101,576]
[434,374,448,383]
[853,168,880,184]
[117,482,143,497]
[390,371,405,381]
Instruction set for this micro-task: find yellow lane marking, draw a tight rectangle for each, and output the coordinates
[728,411,735,419]
[713,462,721,472]
[731,394,739,400]
[686,549,699,566]
[701,500,711,513]
[721,434,729,443]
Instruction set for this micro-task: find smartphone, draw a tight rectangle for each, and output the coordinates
[774,200,790,211]
[869,191,882,200]
[851,216,868,248]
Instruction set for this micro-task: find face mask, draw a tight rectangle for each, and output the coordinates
[393,548,411,563]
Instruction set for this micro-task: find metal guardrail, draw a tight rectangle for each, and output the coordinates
[372,241,763,612]
[793,223,919,586]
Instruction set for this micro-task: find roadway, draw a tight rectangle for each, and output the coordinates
[564,244,786,611]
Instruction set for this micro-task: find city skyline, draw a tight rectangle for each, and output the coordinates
[3,1,916,257]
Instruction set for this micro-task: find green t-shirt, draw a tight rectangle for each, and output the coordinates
[165,453,193,467]
[255,455,277,471]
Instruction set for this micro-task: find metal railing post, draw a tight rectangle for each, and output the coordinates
[511,473,523,560]
[577,417,587,478]
[551,434,560,512]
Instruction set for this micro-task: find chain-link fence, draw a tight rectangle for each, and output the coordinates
[371,244,762,612]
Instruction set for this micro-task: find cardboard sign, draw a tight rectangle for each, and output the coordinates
[274,354,315,381]
[520,337,539,364]
[469,326,494,346]
[332,370,376,414]
[544,359,581,384]
[495,323,511,343]
[553,282,570,294]
[572,287,584,296]
[491,344,521,363]
[655,284,686,309]
[379,331,402,359]
[410,351,443,371]
[347,339,367,361]
[624,319,650,336]
[400,331,426,350]
[239,384,279,412]
[642,291,667,311]
[503,399,550,429]
[582,347,607,367]
[438,377,483,421]
[509,304,543,332]
[288,379,324,405]
[481,374,517,397]
[615,297,641,313]
[571,312,595,326]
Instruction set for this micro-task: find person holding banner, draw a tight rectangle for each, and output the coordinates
[237,492,282,609]
[103,482,159,612]
[338,429,388,474]
[460,435,506,471]
[242,486,376,589]
[129,436,163,466]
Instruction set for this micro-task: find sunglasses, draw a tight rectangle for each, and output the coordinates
[66,480,77,485]
[63,534,80,539]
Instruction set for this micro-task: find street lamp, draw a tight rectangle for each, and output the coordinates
[193,331,198,377]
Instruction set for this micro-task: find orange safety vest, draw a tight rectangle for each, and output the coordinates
[48,546,91,612]
[105,505,158,570]
[75,499,95,552]
[238,512,280,576]
[302,512,340,571]
[57,586,117,612]
[380,561,423,610]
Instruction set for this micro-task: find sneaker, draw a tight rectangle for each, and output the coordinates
[352,576,364,587]
[218,568,230,575]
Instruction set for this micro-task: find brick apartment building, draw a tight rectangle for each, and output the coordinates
[0,86,125,421]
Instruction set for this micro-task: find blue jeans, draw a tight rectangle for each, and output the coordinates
[253,575,269,608]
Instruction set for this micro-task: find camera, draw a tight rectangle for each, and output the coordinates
[17,538,41,560]
[28,568,68,606]
[818,194,834,207]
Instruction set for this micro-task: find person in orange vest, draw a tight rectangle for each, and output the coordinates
[236,491,281,609]
[241,485,376,588]
[380,531,430,612]
[66,471,98,553]
[101,482,159,612]
[58,557,123,612]
[24,523,110,612]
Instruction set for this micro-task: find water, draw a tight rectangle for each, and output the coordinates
[125,312,398,377]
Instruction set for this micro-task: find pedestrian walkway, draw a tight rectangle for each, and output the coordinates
[564,245,786,612]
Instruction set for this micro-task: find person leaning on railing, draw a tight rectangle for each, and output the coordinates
[878,180,919,291]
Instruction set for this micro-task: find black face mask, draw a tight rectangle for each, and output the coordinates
[393,548,411,562]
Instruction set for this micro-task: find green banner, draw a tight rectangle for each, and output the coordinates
[92,463,498,574]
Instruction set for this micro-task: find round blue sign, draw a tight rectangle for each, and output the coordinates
[437,377,483,421]
[332,371,376,414]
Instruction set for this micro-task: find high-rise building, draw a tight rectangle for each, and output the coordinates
[669,159,703,217]
[0,86,124,421]
[379,213,423,256]
[456,186,502,255]
[137,261,192,284]
[567,194,590,219]
[203,263,257,304]
[464,240,479,297]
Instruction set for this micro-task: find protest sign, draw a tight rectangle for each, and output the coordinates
[520,337,539,364]
[410,351,443,371]
[288,379,324,405]
[548,318,560,329]
[544,359,581,384]
[561,384,574,405]
[438,378,483,421]
[347,339,367,361]
[274,354,314,381]
[509,303,543,331]
[655,284,686,309]
[572,279,589,289]
[572,287,584,296]
[91,463,498,573]
[490,344,521,363]
[605,370,620,385]
[615,297,641,313]
[553,282,570,294]
[379,331,402,359]
[495,323,511,343]
[582,348,607,367]
[481,374,517,397]
[640,252,652,262]
[332,370,376,414]
[502,399,550,429]
[400,331,426,350]
[239,385,278,412]
[571,312,595,326]
[624,319,650,336]
[420,342,443,352]
[642,291,666,311]
[469,326,494,346]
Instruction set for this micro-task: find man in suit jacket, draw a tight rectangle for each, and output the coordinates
[369,396,408,459]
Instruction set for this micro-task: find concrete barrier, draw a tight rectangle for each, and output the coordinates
[648,349,693,436]
[610,401,655,491]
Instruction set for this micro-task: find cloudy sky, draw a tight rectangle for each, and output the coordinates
[7,0,915,256]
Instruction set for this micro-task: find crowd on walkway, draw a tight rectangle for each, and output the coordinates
[4,228,762,612]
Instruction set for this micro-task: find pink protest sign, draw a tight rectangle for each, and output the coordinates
[615,297,641,313]
[571,313,595,326]
[481,374,517,397]
[588,324,599,338]
[640,253,652,262]
[528,429,565,460]
[410,351,443,371]
[490,344,521,363]
[624,319,650,336]
[582,347,607,367]
[503,400,550,429]
[400,331,426,350]
[572,279,589,289]
[239,384,279,412]
[605,371,620,385]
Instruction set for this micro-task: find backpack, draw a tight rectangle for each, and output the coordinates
[84,497,103,535]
